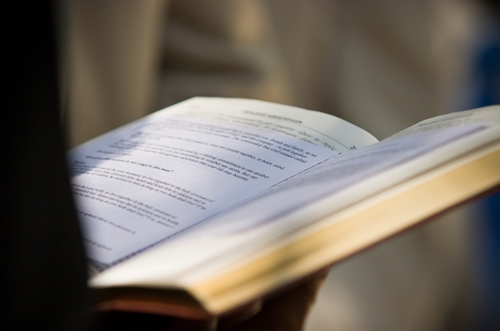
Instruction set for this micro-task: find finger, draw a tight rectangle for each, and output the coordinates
[223,267,331,331]
[217,299,262,330]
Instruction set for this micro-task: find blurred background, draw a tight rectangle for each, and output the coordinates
[61,1,499,330]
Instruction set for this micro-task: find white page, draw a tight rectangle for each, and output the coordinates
[190,107,500,234]
[212,125,489,232]
[91,106,500,286]
[389,106,500,138]
[69,98,377,269]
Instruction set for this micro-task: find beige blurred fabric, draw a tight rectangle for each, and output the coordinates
[64,0,168,147]
[63,1,483,330]
[155,0,293,111]
[64,0,292,147]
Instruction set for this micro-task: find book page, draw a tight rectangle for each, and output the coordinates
[69,98,377,269]
[90,106,499,286]
[213,124,490,231]
[215,107,500,233]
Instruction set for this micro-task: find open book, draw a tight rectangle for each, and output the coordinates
[68,97,500,319]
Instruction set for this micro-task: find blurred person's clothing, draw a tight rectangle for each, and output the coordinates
[64,0,292,147]
[6,2,88,330]
[63,0,167,146]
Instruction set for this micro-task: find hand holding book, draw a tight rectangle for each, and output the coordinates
[90,268,329,330]
[69,98,500,318]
